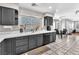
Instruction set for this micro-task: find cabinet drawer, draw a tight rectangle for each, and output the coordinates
[0,43,1,47]
[16,45,28,54]
[16,37,28,42]
[16,37,28,47]
[16,41,28,47]
[0,44,1,55]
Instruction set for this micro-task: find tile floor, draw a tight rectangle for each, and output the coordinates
[22,34,79,55]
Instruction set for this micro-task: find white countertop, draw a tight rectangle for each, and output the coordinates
[0,30,55,43]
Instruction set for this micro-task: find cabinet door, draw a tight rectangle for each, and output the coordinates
[29,35,37,50]
[52,32,56,42]
[16,36,28,47]
[2,7,15,25]
[49,18,53,25]
[16,36,29,54]
[0,43,1,55]
[50,32,56,42]
[1,40,7,55]
[0,7,2,25]
[49,33,53,42]
[36,34,43,47]
[5,38,16,55]
[43,33,50,45]
[44,17,47,25]
[16,45,28,54]
[0,38,15,55]
[44,16,53,26]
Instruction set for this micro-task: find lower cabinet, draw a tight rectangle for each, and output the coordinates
[43,33,50,45]
[36,34,43,47]
[52,32,56,42]
[16,36,28,47]
[28,35,37,50]
[0,38,16,55]
[15,36,29,54]
[16,45,28,54]
[0,43,1,55]
[43,32,56,45]
[49,32,56,42]
[28,34,43,50]
[0,32,56,55]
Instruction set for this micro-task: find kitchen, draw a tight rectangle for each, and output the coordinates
[0,3,56,55]
[1,3,79,55]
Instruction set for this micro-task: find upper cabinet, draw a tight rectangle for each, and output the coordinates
[44,16,53,26]
[0,6,18,25]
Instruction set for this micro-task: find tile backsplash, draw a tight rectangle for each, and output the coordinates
[19,16,42,25]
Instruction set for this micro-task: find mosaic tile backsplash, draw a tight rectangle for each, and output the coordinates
[19,16,42,25]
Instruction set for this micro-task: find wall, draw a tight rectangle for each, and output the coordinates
[0,3,19,10]
[19,7,43,18]
[0,25,19,32]
[19,7,44,31]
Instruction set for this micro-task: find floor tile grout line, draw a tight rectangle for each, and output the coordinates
[48,38,76,55]
[64,41,77,55]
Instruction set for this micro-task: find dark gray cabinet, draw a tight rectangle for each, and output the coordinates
[43,33,50,45]
[1,40,7,55]
[0,38,16,55]
[16,36,28,47]
[0,32,56,55]
[16,36,29,54]
[2,7,15,25]
[36,34,43,47]
[0,43,1,55]
[5,38,16,55]
[49,32,56,42]
[29,35,37,50]
[0,7,2,25]
[28,34,43,50]
[52,32,56,42]
[16,45,28,54]
[43,32,56,45]
[44,16,53,26]
[0,6,18,25]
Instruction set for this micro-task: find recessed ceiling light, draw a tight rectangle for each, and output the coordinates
[49,6,52,9]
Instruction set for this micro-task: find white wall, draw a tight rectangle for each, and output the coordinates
[19,7,45,29]
[19,7,43,18]
[0,3,19,10]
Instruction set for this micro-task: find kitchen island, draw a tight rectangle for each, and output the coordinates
[0,30,56,55]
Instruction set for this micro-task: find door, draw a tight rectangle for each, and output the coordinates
[2,7,15,25]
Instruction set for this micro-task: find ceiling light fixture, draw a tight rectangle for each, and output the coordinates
[49,6,52,9]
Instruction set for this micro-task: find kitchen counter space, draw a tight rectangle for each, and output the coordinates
[0,30,55,43]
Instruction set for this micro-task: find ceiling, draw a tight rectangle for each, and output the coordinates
[18,3,79,21]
